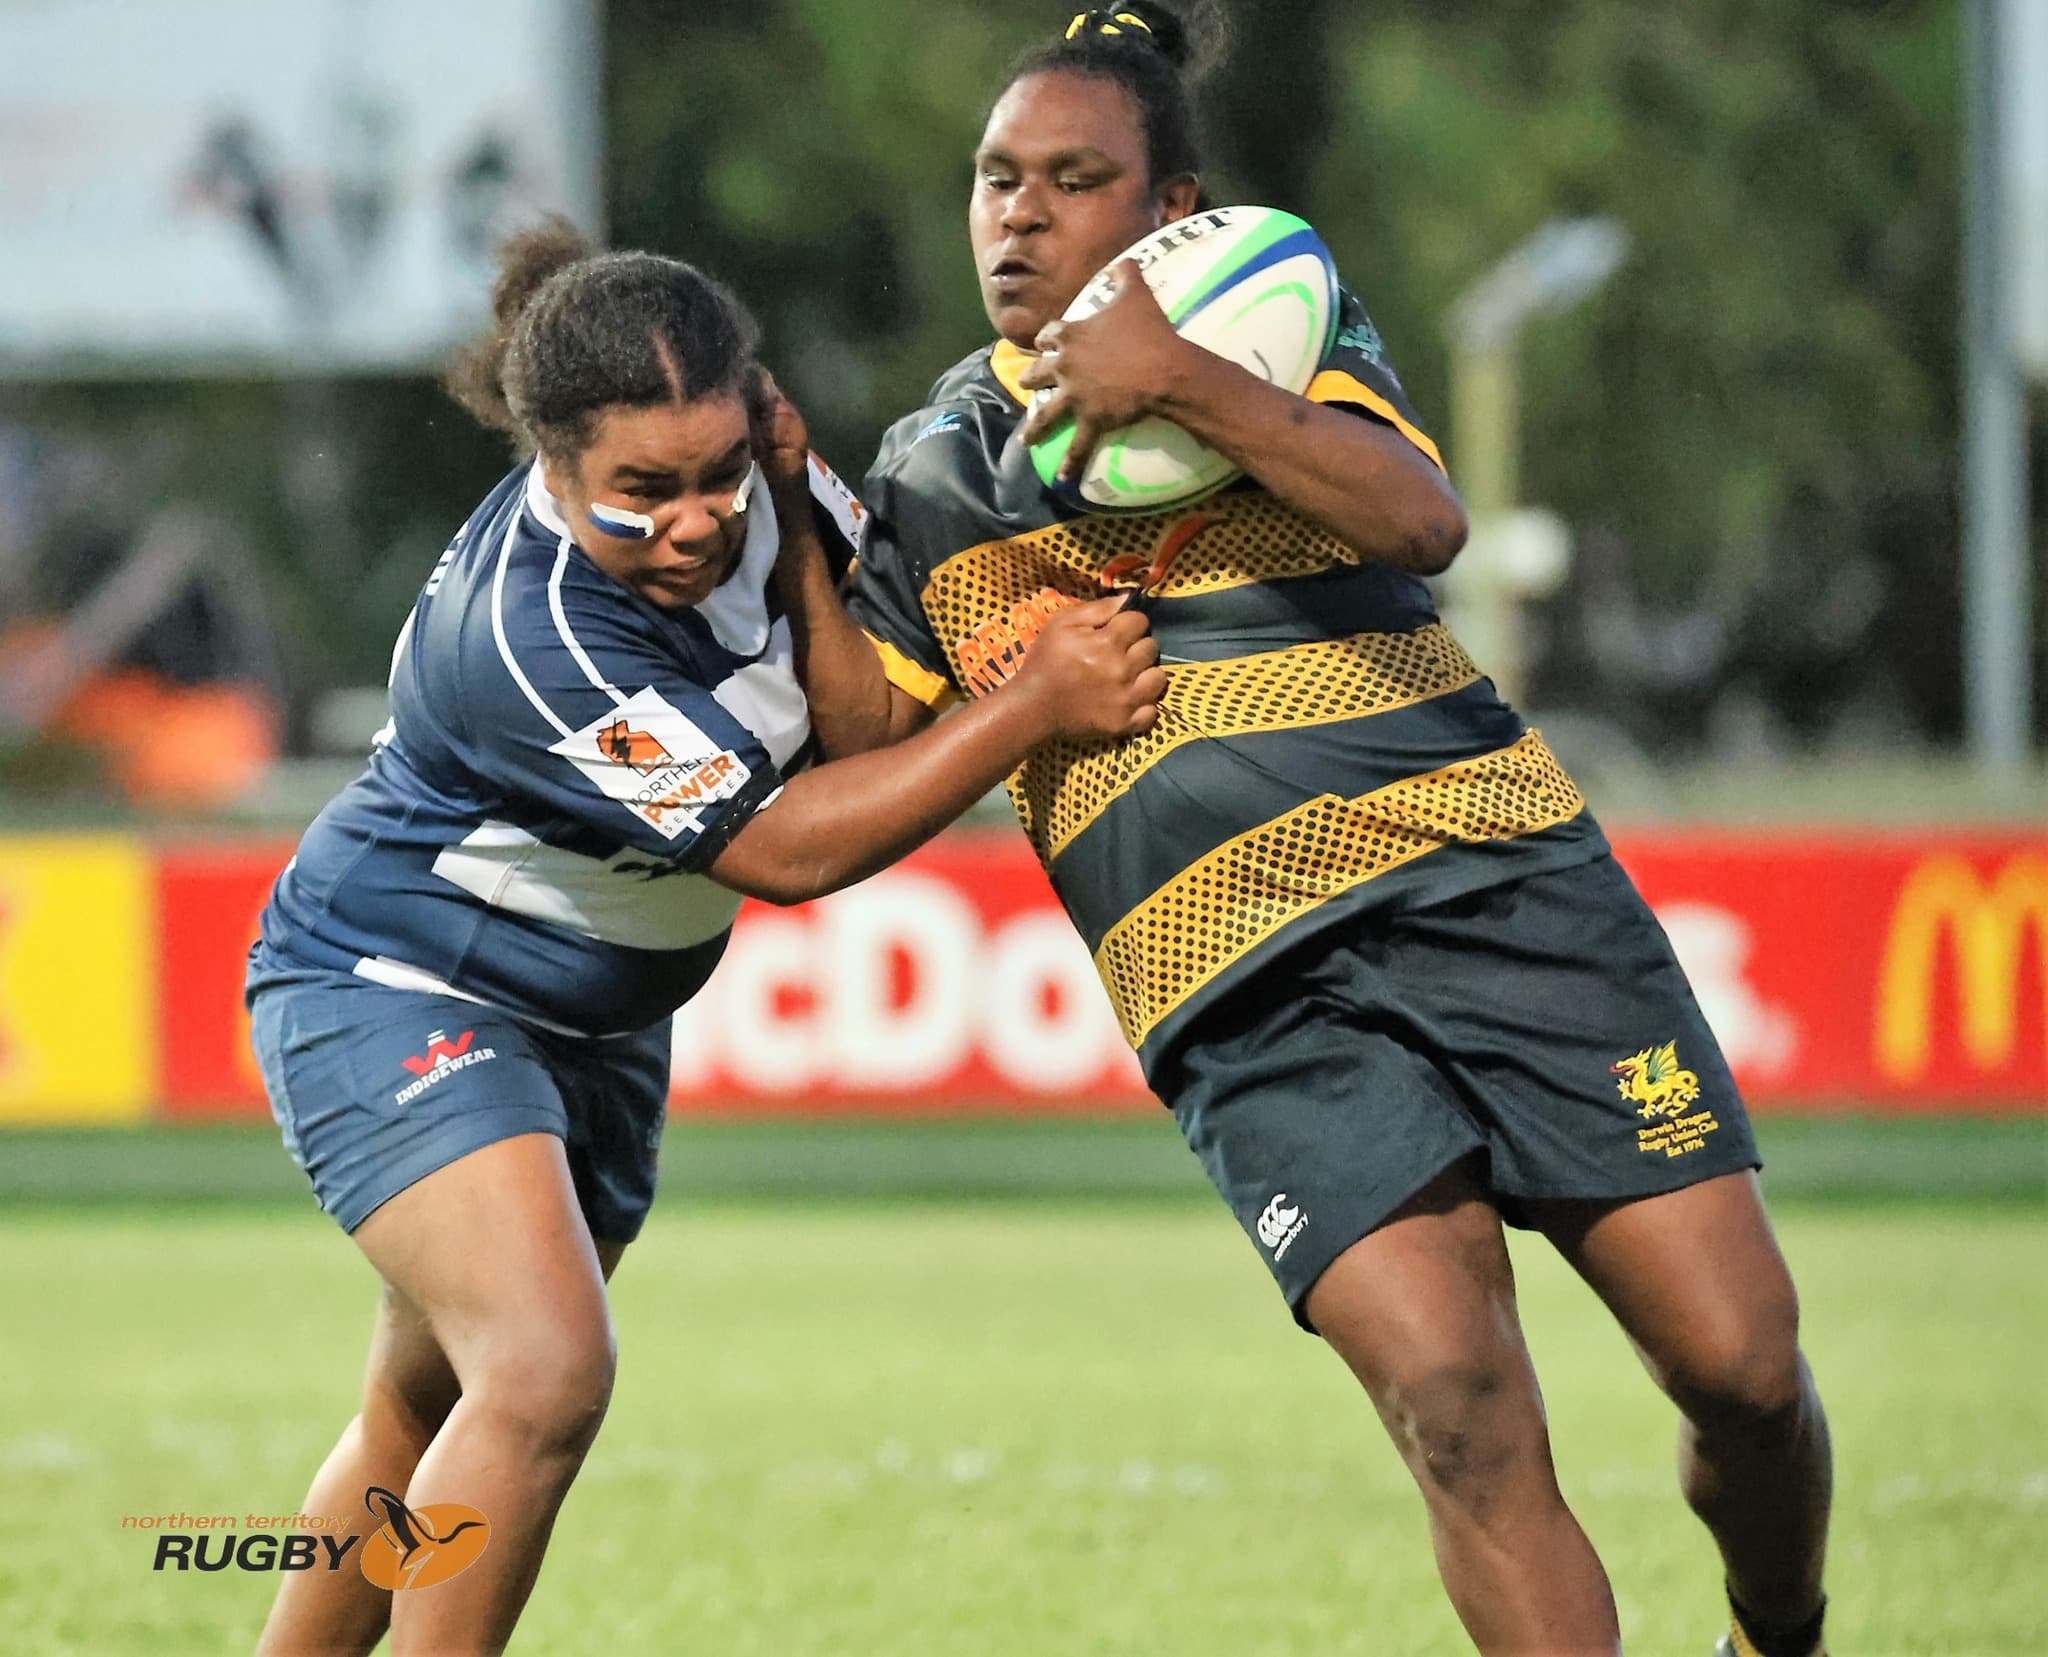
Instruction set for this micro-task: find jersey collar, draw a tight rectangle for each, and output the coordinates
[989,340,1037,408]
[694,473,777,657]
[523,460,573,539]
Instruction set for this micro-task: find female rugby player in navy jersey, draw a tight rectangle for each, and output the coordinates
[842,7,1834,1655]
[245,221,1163,1656]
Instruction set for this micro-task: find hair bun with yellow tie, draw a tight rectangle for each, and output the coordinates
[1062,6,1190,67]
[1000,2,1228,190]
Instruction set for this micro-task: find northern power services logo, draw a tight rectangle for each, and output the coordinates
[394,1029,496,1106]
[597,719,675,775]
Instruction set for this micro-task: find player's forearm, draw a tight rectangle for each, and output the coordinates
[713,685,1045,905]
[771,499,895,759]
[1155,350,1468,575]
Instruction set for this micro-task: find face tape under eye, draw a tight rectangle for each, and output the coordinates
[588,501,657,539]
[589,463,757,540]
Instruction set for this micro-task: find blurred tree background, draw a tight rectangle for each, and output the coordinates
[13,0,2042,766]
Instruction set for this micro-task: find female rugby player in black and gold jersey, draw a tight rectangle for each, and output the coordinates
[839,6,1834,1655]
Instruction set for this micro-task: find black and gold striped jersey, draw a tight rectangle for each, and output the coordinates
[847,287,1607,1072]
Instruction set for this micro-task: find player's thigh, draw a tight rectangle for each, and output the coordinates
[1534,1171,1803,1418]
[250,972,576,1240]
[351,1132,614,1393]
[1156,949,1488,1328]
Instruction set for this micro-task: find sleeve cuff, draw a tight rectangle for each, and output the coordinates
[865,632,960,710]
[1306,370,1447,475]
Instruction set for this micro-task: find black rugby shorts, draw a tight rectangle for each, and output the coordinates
[1150,853,1761,1327]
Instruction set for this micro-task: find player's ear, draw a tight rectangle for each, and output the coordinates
[1155,173,1200,224]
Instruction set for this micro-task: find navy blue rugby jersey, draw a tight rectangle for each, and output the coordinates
[846,285,1607,1072]
[257,456,867,1038]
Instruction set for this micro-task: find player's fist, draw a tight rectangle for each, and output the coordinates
[1017,594,1166,740]
[1017,260,1187,479]
[748,367,810,495]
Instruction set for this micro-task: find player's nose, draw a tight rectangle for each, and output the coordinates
[663,496,723,546]
[1000,182,1051,237]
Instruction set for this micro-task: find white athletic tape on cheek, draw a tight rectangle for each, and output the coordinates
[588,501,657,539]
[731,462,758,516]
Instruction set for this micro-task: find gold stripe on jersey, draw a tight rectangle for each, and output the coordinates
[1307,370,1447,473]
[1012,624,1485,860]
[925,491,1370,654]
[865,632,960,709]
[1092,729,1585,1048]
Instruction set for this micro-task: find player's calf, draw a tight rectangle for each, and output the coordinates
[1359,1353,1620,1655]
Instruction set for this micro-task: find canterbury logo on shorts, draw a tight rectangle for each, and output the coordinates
[1256,1193,1308,1258]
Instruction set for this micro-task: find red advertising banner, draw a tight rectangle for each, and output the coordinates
[154,842,293,1117]
[1620,833,2045,1111]
[104,826,2048,1120]
[666,838,1146,1115]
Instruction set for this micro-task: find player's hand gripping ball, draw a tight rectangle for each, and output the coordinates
[1023,205,1340,515]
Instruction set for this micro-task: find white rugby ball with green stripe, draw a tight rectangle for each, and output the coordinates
[1029,205,1339,515]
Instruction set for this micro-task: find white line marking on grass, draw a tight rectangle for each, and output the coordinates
[1,1433,89,1472]
[943,1449,998,1484]
[1871,1471,2048,1511]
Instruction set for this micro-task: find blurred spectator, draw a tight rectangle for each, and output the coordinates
[0,425,283,811]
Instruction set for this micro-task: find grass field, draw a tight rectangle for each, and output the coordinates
[1,1124,2043,1654]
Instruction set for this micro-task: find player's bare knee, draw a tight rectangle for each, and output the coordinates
[470,1328,617,1459]
[1379,1361,1534,1513]
[1664,1303,1805,1430]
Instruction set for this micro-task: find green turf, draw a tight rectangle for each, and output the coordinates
[1,1199,2042,1654]
[1,1115,2043,1207]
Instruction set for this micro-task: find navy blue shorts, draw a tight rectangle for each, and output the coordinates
[247,953,671,1242]
[1149,854,1761,1327]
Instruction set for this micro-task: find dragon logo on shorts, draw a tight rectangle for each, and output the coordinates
[1256,1192,1308,1259]
[1611,1041,1702,1119]
[597,720,675,776]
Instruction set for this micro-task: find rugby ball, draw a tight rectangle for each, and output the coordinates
[1028,205,1339,515]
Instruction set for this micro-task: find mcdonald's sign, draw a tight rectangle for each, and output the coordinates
[1,829,2043,1125]
[1874,854,2048,1088]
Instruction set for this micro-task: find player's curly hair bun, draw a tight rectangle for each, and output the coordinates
[447,217,761,463]
[447,215,594,443]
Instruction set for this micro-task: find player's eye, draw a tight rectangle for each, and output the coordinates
[980,170,1018,190]
[1057,175,1100,194]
